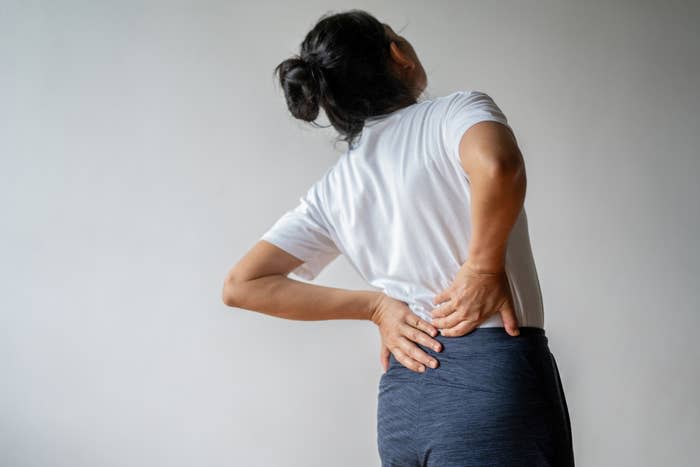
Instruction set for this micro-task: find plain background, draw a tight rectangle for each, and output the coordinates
[2,1,699,466]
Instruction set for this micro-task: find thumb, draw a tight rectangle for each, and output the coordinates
[499,299,520,337]
[380,345,391,373]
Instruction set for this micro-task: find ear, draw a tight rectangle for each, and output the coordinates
[388,40,414,70]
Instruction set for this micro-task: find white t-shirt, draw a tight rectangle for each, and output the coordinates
[260,90,544,329]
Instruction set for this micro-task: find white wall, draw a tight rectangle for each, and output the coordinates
[1,1,698,466]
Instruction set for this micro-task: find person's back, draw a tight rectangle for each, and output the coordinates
[261,89,545,329]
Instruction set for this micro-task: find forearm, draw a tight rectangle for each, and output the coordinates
[225,273,380,321]
[466,161,526,272]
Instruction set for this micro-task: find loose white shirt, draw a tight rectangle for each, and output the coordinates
[260,90,544,329]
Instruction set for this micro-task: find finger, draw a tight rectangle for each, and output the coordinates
[400,322,442,353]
[380,345,391,372]
[392,346,427,373]
[405,311,439,338]
[440,316,479,337]
[432,306,466,330]
[430,298,455,319]
[432,287,451,305]
[499,301,520,336]
[398,337,439,371]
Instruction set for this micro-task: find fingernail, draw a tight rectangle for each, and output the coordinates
[429,360,437,368]
[419,366,425,372]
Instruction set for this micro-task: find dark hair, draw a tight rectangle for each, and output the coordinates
[273,9,416,150]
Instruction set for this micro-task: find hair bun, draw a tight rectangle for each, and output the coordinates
[277,57,322,122]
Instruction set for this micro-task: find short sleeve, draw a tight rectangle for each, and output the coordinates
[441,90,513,166]
[260,177,341,281]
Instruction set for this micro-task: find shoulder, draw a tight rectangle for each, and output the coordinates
[425,90,504,120]
[441,89,509,128]
[443,89,503,109]
[300,155,348,218]
[438,89,515,159]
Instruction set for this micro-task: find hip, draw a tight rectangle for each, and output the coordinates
[380,326,551,390]
[377,326,575,465]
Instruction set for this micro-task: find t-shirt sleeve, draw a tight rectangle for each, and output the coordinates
[260,177,341,281]
[441,90,513,168]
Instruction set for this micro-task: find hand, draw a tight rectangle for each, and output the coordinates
[370,292,442,374]
[430,263,520,337]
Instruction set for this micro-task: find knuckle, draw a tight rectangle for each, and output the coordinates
[412,349,427,364]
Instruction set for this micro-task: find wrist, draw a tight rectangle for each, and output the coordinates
[463,258,505,275]
[368,291,385,325]
[467,243,506,273]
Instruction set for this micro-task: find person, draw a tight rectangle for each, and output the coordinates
[222,8,575,467]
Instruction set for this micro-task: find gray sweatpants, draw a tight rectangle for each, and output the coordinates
[377,326,575,466]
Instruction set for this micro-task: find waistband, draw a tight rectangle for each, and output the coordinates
[466,326,545,335]
[426,326,548,351]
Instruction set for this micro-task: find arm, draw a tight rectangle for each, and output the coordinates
[226,236,440,373]
[222,239,380,321]
[459,121,526,272]
[430,119,524,336]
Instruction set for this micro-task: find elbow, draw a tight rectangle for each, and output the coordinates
[222,273,244,308]
[221,281,236,308]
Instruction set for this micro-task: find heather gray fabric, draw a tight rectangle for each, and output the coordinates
[377,326,574,466]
